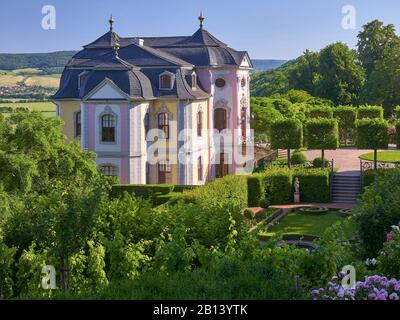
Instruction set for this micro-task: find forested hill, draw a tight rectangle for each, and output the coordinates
[252,59,287,72]
[0,51,77,73]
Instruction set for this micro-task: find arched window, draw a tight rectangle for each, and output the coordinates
[198,156,203,182]
[160,74,172,89]
[214,108,227,132]
[101,113,116,142]
[74,111,81,138]
[241,77,246,88]
[99,165,118,177]
[158,112,170,139]
[196,110,203,137]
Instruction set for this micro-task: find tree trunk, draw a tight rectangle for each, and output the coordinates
[287,149,291,169]
[374,149,378,170]
[321,149,325,168]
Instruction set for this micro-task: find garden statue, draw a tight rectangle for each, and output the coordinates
[294,177,301,204]
[295,177,300,193]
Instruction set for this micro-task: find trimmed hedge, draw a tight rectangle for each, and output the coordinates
[110,184,196,206]
[333,106,357,144]
[263,168,292,204]
[305,118,339,150]
[357,105,384,119]
[247,174,265,207]
[308,106,333,119]
[293,168,331,203]
[270,118,303,150]
[111,184,175,198]
[355,119,389,150]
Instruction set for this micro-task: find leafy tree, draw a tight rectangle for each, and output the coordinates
[305,119,339,167]
[356,119,389,169]
[270,119,303,168]
[316,42,365,105]
[357,20,400,76]
[361,46,400,115]
[289,50,320,95]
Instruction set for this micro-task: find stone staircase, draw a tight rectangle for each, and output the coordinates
[332,173,361,204]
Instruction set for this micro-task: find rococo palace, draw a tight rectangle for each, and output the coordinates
[53,14,253,185]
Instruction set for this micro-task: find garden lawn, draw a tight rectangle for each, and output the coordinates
[359,151,400,163]
[263,210,347,236]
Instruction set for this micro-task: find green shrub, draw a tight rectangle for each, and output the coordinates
[293,168,331,203]
[247,174,265,207]
[356,169,400,257]
[263,168,292,204]
[377,230,400,279]
[259,199,270,209]
[357,105,384,119]
[308,106,333,119]
[355,119,389,150]
[291,150,308,165]
[312,157,330,168]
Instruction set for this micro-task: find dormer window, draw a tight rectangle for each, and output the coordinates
[192,72,197,90]
[159,71,175,90]
[78,71,88,90]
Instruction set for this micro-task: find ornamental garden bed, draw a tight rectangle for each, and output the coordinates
[359,151,400,163]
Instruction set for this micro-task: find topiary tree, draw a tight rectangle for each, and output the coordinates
[308,106,333,119]
[305,119,339,168]
[357,105,384,119]
[270,119,303,168]
[291,150,308,165]
[356,119,389,170]
[333,106,357,146]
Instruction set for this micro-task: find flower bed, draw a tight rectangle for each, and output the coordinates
[310,273,400,300]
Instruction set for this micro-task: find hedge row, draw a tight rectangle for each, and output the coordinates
[247,168,331,206]
[293,168,330,203]
[308,106,333,119]
[362,169,396,189]
[111,184,196,205]
[357,105,384,120]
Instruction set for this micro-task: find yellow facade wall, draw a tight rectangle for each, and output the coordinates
[151,100,179,184]
[58,101,81,142]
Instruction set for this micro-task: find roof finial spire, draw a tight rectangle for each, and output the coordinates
[198,11,205,29]
[109,14,115,32]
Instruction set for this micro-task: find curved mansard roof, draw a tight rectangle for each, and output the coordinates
[54,24,251,101]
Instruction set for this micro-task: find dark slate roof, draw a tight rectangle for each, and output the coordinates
[54,26,251,100]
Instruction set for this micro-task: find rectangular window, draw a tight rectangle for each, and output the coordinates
[75,111,81,138]
[101,114,116,142]
[158,113,170,139]
[160,75,172,89]
[198,157,203,181]
[144,113,150,139]
[197,111,202,137]
[158,161,172,184]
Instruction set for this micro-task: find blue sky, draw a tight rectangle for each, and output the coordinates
[1,0,400,59]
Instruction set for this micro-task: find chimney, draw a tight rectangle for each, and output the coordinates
[134,38,144,47]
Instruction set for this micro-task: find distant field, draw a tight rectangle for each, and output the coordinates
[0,68,61,89]
[0,101,56,112]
